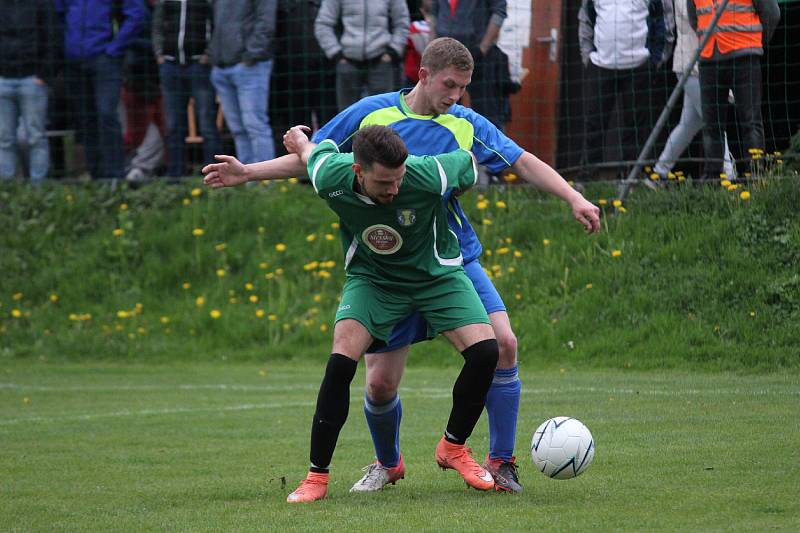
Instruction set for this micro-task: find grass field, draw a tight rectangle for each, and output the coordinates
[2,360,798,532]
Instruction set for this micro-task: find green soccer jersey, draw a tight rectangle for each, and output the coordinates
[308,139,478,284]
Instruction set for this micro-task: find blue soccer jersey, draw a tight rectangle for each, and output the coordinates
[312,90,524,263]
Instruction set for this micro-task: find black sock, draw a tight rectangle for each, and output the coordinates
[445,339,499,445]
[309,353,358,473]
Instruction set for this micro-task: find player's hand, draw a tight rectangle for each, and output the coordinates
[570,196,601,234]
[202,155,249,189]
[283,125,312,155]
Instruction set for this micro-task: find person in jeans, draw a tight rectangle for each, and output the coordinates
[209,0,277,164]
[688,0,780,180]
[314,0,409,111]
[55,0,146,180]
[152,0,221,177]
[654,0,735,181]
[0,0,61,184]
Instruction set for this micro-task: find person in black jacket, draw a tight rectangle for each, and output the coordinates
[152,0,221,177]
[0,0,62,184]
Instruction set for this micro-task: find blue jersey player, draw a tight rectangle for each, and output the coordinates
[203,37,601,494]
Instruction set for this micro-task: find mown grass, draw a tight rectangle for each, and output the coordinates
[1,173,799,369]
[1,361,798,532]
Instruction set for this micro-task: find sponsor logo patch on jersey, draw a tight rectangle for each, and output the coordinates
[328,189,345,198]
[361,224,403,255]
[396,208,416,227]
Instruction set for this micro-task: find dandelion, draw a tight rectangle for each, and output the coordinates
[482,218,492,226]
[258,226,266,234]
[514,293,521,300]
[313,294,322,303]
[667,172,676,180]
[586,283,593,289]
[215,243,227,252]
[275,243,287,252]
[720,179,731,187]
[210,309,221,319]
[69,313,78,321]
[612,200,622,207]
[182,282,191,290]
[229,298,238,304]
[117,310,130,319]
[160,316,170,324]
[120,203,129,211]
[110,227,124,237]
[485,250,492,256]
[747,148,764,155]
[322,260,336,268]
[216,268,226,278]
[331,222,340,230]
[611,250,622,257]
[749,310,756,317]
[597,199,607,206]
[678,176,686,182]
[507,267,516,274]
[305,233,317,242]
[191,187,203,197]
[195,296,205,307]
[49,294,59,303]
[325,234,335,241]
[259,262,268,269]
[268,314,278,321]
[649,173,660,181]
[280,186,289,193]
[13,292,23,301]
[288,177,298,184]
[192,228,204,237]
[740,191,751,201]
[491,264,501,272]
[513,250,522,258]
[11,309,22,318]
[318,270,331,279]
[249,295,258,303]
[265,273,275,280]
[543,239,550,247]
[255,309,265,318]
[476,200,489,210]
[320,324,329,332]
[497,247,510,255]
[304,261,319,271]
[182,198,191,206]
[135,303,143,313]
[505,237,512,244]
[618,206,627,213]
[719,173,728,179]
[727,184,739,191]
[137,327,146,335]
[275,268,284,275]
[495,201,507,209]
[504,173,518,183]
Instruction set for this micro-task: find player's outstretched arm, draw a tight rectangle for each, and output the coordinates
[512,151,601,234]
[202,153,307,189]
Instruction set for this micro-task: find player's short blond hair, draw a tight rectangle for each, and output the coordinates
[421,37,474,75]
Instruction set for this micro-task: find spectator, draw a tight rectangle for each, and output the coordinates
[209,0,277,164]
[55,0,146,180]
[404,0,433,85]
[654,0,735,181]
[429,0,507,126]
[314,0,410,111]
[578,0,674,172]
[152,0,221,177]
[0,0,61,185]
[688,0,780,180]
[270,0,337,155]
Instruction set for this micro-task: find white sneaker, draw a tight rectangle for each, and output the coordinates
[349,456,405,492]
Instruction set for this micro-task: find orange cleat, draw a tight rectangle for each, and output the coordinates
[435,436,494,491]
[286,471,329,503]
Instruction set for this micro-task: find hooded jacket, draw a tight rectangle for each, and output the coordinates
[55,0,147,61]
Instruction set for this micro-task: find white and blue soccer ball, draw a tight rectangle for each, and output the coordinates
[531,417,595,479]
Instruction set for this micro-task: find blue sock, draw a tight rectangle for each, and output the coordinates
[364,394,402,468]
[486,366,520,461]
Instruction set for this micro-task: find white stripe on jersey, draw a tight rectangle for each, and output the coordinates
[433,157,447,195]
[311,153,334,193]
[344,238,359,270]
[432,216,463,267]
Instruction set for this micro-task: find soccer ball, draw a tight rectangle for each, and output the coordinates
[531,417,595,479]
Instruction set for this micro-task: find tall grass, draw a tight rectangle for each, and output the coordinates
[1,175,798,369]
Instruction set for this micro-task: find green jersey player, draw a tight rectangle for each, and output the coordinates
[284,124,500,502]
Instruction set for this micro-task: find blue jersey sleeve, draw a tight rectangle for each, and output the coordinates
[453,106,525,174]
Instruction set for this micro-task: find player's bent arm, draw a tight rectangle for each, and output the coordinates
[512,151,601,233]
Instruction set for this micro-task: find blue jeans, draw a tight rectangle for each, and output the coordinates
[211,61,275,163]
[0,76,49,183]
[66,54,125,179]
[160,62,221,177]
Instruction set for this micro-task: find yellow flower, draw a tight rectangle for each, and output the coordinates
[740,191,751,201]
[195,296,205,307]
[258,226,266,234]
[268,314,278,321]
[727,184,739,191]
[304,261,319,271]
[318,270,331,279]
[192,228,204,237]
[265,273,275,280]
[491,264,501,272]
[504,173,518,183]
[505,237,512,244]
[288,177,298,184]
[191,187,203,197]
[259,262,268,269]
[485,250,492,256]
[747,148,764,155]
[320,324,329,332]
[275,243,287,252]
[209,309,221,319]
[325,234,335,241]
[313,294,322,302]
[49,294,59,303]
[514,293,521,300]
[482,218,492,226]
[69,313,78,321]
[618,206,627,213]
[497,247,510,255]
[275,268,284,275]
[244,282,254,291]
[249,295,258,303]
[612,200,622,207]
[542,239,550,247]
[13,292,23,301]
[255,309,265,318]
[117,310,130,319]
[331,222,340,229]
[597,198,607,206]
[322,260,336,268]
[120,203,129,210]
[678,176,686,182]
[182,282,191,290]
[649,173,660,181]
[65,194,73,202]
[306,234,317,242]
[11,309,22,318]
[513,250,522,258]
[495,201,507,209]
[667,172,676,180]
[216,268,226,277]
[229,297,238,304]
[476,200,489,210]
[586,283,593,289]
[719,173,728,179]
[280,186,289,193]
[215,243,227,252]
[611,250,622,257]
[507,267,515,274]
[137,327,146,335]
[182,198,191,206]
[720,179,731,187]
[160,316,170,324]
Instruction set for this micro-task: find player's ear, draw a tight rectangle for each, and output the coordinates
[418,67,430,84]
[352,163,362,177]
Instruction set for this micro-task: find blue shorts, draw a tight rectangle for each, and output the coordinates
[371,259,506,354]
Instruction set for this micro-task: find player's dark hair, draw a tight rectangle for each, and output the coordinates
[353,126,408,169]
[421,37,474,74]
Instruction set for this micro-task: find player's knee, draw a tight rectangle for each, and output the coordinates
[366,376,399,403]
[462,338,499,372]
[496,331,518,367]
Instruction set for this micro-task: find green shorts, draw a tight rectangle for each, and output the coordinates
[335,271,490,343]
